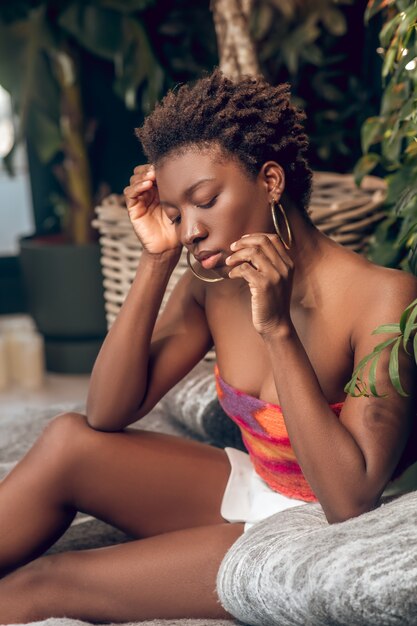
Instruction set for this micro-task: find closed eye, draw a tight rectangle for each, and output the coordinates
[197,195,218,209]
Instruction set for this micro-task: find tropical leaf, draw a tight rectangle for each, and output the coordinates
[382,45,397,77]
[345,337,398,397]
[321,8,347,37]
[388,338,409,396]
[414,326,417,362]
[409,239,417,275]
[368,351,387,397]
[372,323,401,334]
[380,11,402,47]
[58,4,124,62]
[353,153,380,185]
[403,301,417,352]
[365,0,395,23]
[395,185,417,215]
[361,116,384,153]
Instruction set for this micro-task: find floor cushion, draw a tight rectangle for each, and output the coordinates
[217,492,417,626]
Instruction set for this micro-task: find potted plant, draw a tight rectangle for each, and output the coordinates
[345,0,417,398]
[0,0,161,372]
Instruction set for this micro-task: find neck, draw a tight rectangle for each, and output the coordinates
[284,203,333,307]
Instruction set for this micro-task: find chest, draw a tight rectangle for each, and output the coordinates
[205,285,354,405]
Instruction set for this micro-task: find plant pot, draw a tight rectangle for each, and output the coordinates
[19,234,107,374]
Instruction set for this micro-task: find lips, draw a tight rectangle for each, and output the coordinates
[194,250,223,270]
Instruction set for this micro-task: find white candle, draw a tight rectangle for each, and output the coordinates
[5,331,45,390]
[0,335,10,390]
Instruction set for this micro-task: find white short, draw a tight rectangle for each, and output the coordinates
[220,447,307,532]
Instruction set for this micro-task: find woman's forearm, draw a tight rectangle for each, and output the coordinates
[262,324,375,523]
[86,250,180,431]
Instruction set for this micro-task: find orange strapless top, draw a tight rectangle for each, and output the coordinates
[214,363,417,502]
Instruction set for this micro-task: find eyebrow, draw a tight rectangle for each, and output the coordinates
[160,177,216,207]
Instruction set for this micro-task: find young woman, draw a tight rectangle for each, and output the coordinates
[0,69,416,624]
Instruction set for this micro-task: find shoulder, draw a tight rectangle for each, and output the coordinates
[350,258,417,348]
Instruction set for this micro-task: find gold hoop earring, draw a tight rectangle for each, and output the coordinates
[270,200,293,250]
[186,250,224,283]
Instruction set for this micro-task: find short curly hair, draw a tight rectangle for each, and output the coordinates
[136,68,313,220]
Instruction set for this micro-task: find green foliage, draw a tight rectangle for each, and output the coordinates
[0,0,378,239]
[354,0,417,273]
[0,1,162,173]
[345,1,417,399]
[251,0,372,171]
[344,298,417,397]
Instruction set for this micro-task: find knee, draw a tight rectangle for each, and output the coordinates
[36,412,92,466]
[41,411,90,443]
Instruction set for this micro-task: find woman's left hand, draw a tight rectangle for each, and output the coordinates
[226,233,294,336]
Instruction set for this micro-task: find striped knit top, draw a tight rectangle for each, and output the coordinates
[214,363,417,502]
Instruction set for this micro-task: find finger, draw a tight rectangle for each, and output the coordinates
[133,164,155,176]
[123,181,152,208]
[124,179,153,199]
[230,235,291,270]
[225,246,275,274]
[130,170,156,186]
[228,261,261,281]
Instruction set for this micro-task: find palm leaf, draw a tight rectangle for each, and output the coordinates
[372,323,400,334]
[400,299,417,335]
[388,338,409,397]
[414,329,417,364]
[345,337,398,397]
[369,351,388,397]
[403,303,417,354]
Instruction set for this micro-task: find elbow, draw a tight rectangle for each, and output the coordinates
[86,418,124,432]
[86,404,145,431]
[324,498,378,525]
[85,410,126,432]
[85,397,126,431]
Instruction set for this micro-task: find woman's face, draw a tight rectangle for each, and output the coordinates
[155,145,273,278]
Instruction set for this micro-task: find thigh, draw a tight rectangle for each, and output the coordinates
[48,413,233,538]
[9,522,245,622]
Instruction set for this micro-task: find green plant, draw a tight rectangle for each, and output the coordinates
[0,0,162,244]
[354,0,417,273]
[345,0,417,398]
[252,0,375,171]
[344,297,417,397]
[0,0,376,245]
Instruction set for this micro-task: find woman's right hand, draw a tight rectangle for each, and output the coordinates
[123,164,182,255]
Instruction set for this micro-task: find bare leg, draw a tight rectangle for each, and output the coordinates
[0,412,243,621]
[0,523,244,623]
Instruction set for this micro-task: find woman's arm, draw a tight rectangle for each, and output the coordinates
[86,252,212,431]
[86,249,177,429]
[226,232,417,524]
[87,163,213,432]
[262,275,417,524]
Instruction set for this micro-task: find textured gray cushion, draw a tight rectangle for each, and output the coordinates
[217,492,417,626]
[159,359,245,451]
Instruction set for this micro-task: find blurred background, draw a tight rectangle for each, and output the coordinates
[0,0,416,410]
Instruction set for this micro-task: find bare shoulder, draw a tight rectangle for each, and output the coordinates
[348,254,417,345]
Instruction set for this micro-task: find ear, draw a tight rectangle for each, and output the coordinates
[258,161,285,201]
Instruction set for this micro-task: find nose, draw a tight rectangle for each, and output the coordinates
[181,216,208,247]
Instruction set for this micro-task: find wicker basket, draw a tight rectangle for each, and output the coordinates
[92,171,387,352]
